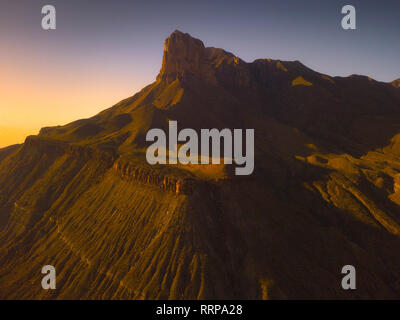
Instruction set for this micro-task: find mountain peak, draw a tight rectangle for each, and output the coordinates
[164,30,205,57]
[157,30,217,84]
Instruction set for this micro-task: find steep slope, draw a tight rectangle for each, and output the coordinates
[0,30,400,299]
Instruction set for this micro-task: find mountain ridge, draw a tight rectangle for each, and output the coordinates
[33,31,400,156]
[1,30,400,299]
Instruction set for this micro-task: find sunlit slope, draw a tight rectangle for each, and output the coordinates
[1,139,400,298]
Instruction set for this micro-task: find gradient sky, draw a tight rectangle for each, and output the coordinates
[0,0,399,147]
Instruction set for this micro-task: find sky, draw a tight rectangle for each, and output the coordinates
[0,0,399,147]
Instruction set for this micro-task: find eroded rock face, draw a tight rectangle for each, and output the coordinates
[112,160,196,195]
[157,30,218,85]
[157,30,252,88]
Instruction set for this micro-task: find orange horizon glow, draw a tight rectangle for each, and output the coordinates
[0,126,39,148]
[0,47,155,148]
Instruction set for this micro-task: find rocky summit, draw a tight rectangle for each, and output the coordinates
[0,30,400,299]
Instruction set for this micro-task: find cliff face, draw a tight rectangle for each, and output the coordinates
[113,160,198,195]
[157,30,218,85]
[1,31,400,299]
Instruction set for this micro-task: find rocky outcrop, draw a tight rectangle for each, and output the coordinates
[157,30,218,85]
[112,160,197,195]
[156,30,252,88]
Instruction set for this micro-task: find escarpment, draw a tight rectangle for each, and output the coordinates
[112,160,200,195]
